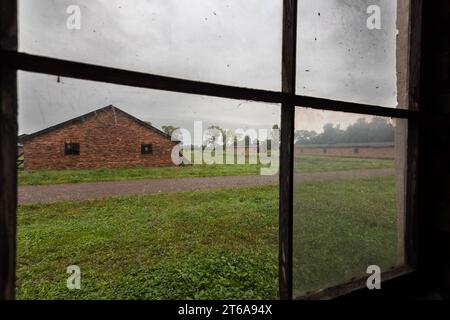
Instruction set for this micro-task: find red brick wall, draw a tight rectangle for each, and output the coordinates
[295,146,395,159]
[23,109,177,170]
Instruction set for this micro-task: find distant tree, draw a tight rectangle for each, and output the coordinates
[271,124,280,149]
[368,117,395,142]
[316,123,344,144]
[224,129,243,146]
[344,118,370,143]
[161,125,179,136]
[206,125,226,146]
[206,125,227,163]
[295,130,318,144]
[244,135,251,147]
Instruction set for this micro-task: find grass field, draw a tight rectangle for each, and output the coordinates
[17,186,279,299]
[292,176,399,296]
[17,176,398,299]
[18,155,394,186]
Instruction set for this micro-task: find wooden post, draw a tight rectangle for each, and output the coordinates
[396,0,422,268]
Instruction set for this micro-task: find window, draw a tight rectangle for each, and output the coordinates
[16,71,281,299]
[297,0,398,108]
[293,108,407,297]
[18,0,282,90]
[141,144,153,155]
[0,0,421,301]
[64,142,80,155]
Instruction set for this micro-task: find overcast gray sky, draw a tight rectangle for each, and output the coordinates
[18,0,398,135]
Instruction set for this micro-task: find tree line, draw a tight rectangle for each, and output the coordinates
[295,117,395,145]
[162,118,395,147]
[161,124,280,148]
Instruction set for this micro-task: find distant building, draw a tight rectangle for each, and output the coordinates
[295,142,395,159]
[19,105,178,170]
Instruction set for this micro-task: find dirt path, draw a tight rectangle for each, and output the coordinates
[18,168,395,204]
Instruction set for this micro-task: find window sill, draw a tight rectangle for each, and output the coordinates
[295,265,415,300]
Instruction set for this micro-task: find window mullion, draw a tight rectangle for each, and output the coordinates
[279,0,298,300]
[0,0,18,301]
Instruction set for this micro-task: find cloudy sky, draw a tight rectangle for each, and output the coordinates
[18,0,398,136]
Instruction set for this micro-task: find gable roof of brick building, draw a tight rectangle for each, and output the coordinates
[20,105,175,143]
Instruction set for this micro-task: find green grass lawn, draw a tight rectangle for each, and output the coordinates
[18,156,394,186]
[17,175,399,299]
[294,155,393,173]
[17,187,279,299]
[293,176,400,297]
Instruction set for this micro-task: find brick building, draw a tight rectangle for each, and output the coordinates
[295,142,395,159]
[20,105,178,170]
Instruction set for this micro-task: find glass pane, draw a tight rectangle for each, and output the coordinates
[293,107,407,297]
[17,71,280,299]
[19,0,282,90]
[297,0,400,107]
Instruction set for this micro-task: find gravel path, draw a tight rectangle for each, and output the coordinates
[18,168,395,204]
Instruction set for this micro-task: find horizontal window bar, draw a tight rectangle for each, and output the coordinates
[2,50,417,119]
[294,96,416,119]
[3,50,286,104]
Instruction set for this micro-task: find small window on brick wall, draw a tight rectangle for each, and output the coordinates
[64,143,80,155]
[141,144,153,155]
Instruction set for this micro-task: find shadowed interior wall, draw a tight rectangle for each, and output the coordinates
[418,0,450,298]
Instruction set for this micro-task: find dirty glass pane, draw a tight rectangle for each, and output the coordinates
[19,0,282,90]
[297,0,399,108]
[293,107,407,297]
[17,71,280,299]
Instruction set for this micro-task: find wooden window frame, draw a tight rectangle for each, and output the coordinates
[141,144,153,155]
[0,0,422,300]
[64,142,80,156]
